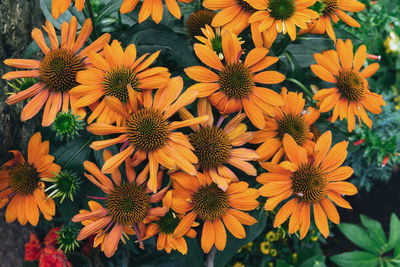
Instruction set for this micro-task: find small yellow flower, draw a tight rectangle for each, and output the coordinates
[233,262,245,267]
[266,231,276,242]
[292,253,298,264]
[260,241,271,255]
[311,230,319,242]
[270,249,277,257]
[268,262,274,267]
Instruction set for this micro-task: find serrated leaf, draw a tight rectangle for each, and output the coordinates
[387,214,400,251]
[338,223,381,254]
[299,255,326,267]
[214,209,267,267]
[360,215,387,252]
[330,251,379,267]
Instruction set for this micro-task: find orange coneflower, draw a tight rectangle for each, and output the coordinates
[249,0,319,48]
[120,0,193,24]
[250,87,320,163]
[0,132,59,226]
[258,131,357,238]
[143,191,197,255]
[203,0,259,35]
[72,157,169,257]
[311,39,386,132]
[300,0,365,41]
[171,172,259,253]
[179,98,259,190]
[86,77,208,192]
[70,40,170,126]
[2,17,111,126]
[52,0,84,19]
[186,30,285,129]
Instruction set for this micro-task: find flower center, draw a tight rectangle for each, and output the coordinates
[291,163,327,202]
[219,62,254,98]
[277,114,308,145]
[9,163,39,195]
[192,183,229,220]
[103,67,140,103]
[337,70,367,101]
[156,210,181,235]
[268,0,295,20]
[126,108,169,151]
[321,0,338,16]
[186,9,216,38]
[237,0,256,13]
[106,183,150,225]
[189,126,232,169]
[211,34,224,56]
[39,48,84,92]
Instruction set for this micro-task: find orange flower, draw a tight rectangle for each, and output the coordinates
[258,131,357,238]
[2,17,111,126]
[72,157,169,257]
[179,98,259,190]
[0,132,59,226]
[70,40,170,126]
[39,246,72,267]
[300,0,365,41]
[171,172,259,253]
[186,9,216,39]
[186,30,285,129]
[249,0,319,47]
[52,0,84,19]
[25,233,42,261]
[143,191,197,255]
[250,87,320,163]
[311,39,386,132]
[195,25,224,58]
[120,0,193,24]
[203,0,259,34]
[86,77,208,192]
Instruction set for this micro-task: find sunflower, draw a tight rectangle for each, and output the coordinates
[300,0,365,41]
[186,30,285,129]
[52,0,84,19]
[0,132,59,226]
[120,0,193,24]
[179,98,259,190]
[143,191,197,255]
[258,131,357,238]
[86,77,208,192]
[248,0,319,48]
[203,0,259,34]
[70,40,170,126]
[186,9,216,39]
[72,157,169,257]
[250,87,320,163]
[171,172,259,253]
[311,39,386,132]
[2,17,111,126]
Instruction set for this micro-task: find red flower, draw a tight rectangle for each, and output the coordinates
[39,246,72,267]
[44,227,61,246]
[25,233,42,261]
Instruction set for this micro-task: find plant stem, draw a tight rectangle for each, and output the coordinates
[286,78,314,100]
[85,0,98,39]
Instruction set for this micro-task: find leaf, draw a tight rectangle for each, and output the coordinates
[330,251,379,267]
[360,215,387,252]
[182,237,204,267]
[40,0,85,30]
[214,209,267,267]
[21,262,39,267]
[299,255,326,267]
[96,0,124,21]
[387,214,400,251]
[276,259,293,267]
[338,223,381,254]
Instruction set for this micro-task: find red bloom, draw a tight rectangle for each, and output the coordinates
[44,227,61,246]
[39,246,72,267]
[25,233,42,261]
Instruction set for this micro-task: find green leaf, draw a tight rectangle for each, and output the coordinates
[96,0,123,21]
[214,209,267,267]
[330,251,380,267]
[360,215,387,252]
[181,238,204,267]
[40,0,85,30]
[22,262,39,267]
[299,255,326,267]
[276,259,293,267]
[338,223,381,254]
[387,214,400,251]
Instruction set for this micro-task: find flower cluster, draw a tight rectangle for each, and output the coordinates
[1,0,386,261]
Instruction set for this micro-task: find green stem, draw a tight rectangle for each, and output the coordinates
[85,0,98,39]
[286,78,314,100]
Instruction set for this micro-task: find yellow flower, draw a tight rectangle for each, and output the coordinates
[233,263,245,267]
[260,241,271,254]
[266,231,276,241]
[271,248,278,257]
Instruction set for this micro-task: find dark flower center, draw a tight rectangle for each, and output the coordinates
[39,48,84,92]
[103,66,140,103]
[321,0,338,16]
[277,114,308,145]
[156,210,181,235]
[292,163,327,202]
[219,62,254,98]
[186,9,216,38]
[268,0,296,20]
[9,163,39,195]
[337,70,367,101]
[192,183,229,220]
